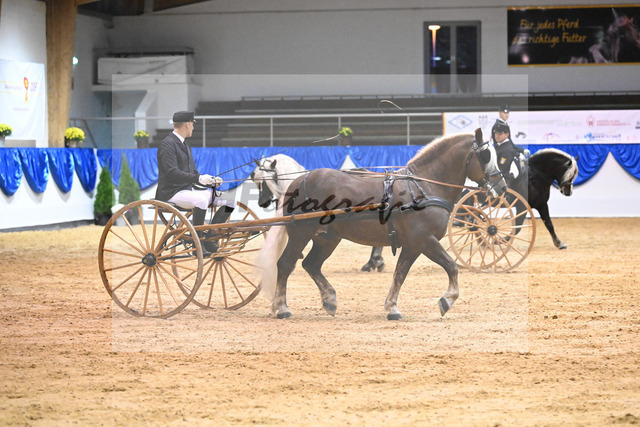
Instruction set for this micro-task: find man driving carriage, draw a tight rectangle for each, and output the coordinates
[493,122,528,184]
[155,111,235,253]
[491,106,529,184]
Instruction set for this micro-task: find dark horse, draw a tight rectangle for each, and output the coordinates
[250,154,386,272]
[257,130,507,320]
[510,148,579,249]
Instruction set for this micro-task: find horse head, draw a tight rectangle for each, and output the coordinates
[529,149,579,197]
[559,156,579,196]
[467,128,508,197]
[250,157,279,208]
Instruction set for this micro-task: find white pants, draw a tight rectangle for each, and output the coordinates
[169,188,235,210]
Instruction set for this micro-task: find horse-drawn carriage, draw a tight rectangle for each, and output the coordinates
[98,131,577,319]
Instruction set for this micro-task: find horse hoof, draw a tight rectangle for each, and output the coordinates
[323,302,337,316]
[438,297,450,317]
[361,265,372,272]
[387,313,403,321]
[276,311,292,319]
[557,243,567,250]
[376,264,385,272]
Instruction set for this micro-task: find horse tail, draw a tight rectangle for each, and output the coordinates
[256,202,288,304]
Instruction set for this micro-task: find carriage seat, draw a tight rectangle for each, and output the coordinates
[148,199,192,213]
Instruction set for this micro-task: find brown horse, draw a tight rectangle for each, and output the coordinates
[257,130,507,320]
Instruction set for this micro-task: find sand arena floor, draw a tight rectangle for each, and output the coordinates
[0,217,639,425]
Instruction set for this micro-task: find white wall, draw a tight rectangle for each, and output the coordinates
[106,0,640,100]
[0,0,48,146]
[0,168,97,230]
[547,154,640,218]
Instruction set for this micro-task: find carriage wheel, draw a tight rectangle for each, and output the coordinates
[98,200,203,318]
[447,189,536,273]
[170,202,265,310]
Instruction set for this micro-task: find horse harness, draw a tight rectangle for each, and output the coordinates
[379,169,454,255]
[292,139,495,255]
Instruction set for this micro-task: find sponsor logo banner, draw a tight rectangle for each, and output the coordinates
[444,110,640,144]
[0,60,46,140]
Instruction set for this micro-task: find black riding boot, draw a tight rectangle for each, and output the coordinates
[210,205,235,225]
[192,208,219,254]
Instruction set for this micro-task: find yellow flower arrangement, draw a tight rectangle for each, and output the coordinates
[64,127,85,141]
[338,127,353,137]
[134,130,150,139]
[0,124,13,137]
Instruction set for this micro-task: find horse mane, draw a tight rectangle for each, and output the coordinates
[530,148,578,183]
[406,132,473,169]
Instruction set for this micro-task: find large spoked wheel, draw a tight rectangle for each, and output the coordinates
[447,189,536,273]
[171,201,265,310]
[98,200,203,318]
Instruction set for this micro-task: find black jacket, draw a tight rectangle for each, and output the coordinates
[155,132,200,201]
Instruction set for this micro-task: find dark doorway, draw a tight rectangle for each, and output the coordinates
[424,22,481,94]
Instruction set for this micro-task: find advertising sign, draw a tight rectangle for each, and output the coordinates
[443,110,640,144]
[508,5,640,65]
[0,60,46,140]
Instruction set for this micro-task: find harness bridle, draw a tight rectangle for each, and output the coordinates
[529,157,575,192]
[465,139,504,193]
[257,161,279,187]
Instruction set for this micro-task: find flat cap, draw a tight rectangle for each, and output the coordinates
[499,104,510,113]
[172,111,197,123]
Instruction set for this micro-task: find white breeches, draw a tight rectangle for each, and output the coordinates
[168,188,236,210]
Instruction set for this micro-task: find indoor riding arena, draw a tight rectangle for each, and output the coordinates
[2,0,640,425]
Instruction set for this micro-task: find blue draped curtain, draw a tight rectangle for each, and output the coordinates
[348,145,422,170]
[2,144,639,197]
[610,144,640,180]
[48,149,75,193]
[18,148,49,193]
[524,144,616,186]
[193,147,266,191]
[71,148,97,192]
[0,149,23,196]
[125,148,157,190]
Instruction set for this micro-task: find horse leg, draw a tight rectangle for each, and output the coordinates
[373,247,385,272]
[301,232,342,316]
[272,226,318,319]
[384,248,420,320]
[537,203,567,249]
[420,236,459,317]
[361,246,385,272]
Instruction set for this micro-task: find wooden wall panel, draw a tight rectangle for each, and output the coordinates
[46,0,77,147]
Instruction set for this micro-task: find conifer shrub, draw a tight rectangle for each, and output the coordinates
[94,167,115,225]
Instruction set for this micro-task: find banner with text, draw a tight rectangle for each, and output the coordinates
[444,110,640,144]
[0,60,46,140]
[508,5,640,65]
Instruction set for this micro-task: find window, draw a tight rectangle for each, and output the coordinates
[424,22,481,94]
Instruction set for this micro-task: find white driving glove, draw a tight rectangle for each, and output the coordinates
[198,174,215,186]
[213,176,223,187]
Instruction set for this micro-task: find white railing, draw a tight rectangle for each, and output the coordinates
[71,112,443,148]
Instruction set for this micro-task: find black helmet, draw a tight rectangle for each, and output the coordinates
[494,122,510,133]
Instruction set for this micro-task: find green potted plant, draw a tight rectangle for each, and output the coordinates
[64,127,85,148]
[134,130,150,149]
[94,167,116,226]
[118,155,141,224]
[0,124,12,146]
[338,126,353,145]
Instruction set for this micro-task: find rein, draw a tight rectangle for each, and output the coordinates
[344,169,483,191]
[249,163,485,192]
